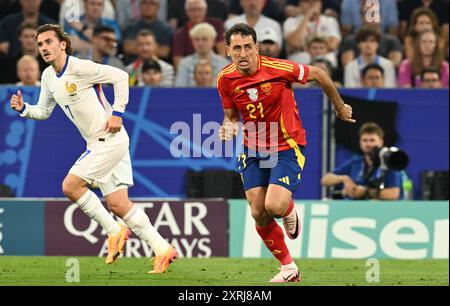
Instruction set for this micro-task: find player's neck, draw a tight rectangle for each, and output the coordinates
[51,53,69,75]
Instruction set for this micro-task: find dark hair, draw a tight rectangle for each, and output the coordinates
[225,23,257,46]
[407,7,441,38]
[93,24,115,36]
[420,66,441,80]
[362,63,384,78]
[355,26,381,44]
[359,122,384,139]
[142,59,161,72]
[310,56,332,74]
[36,24,73,55]
[17,22,38,36]
[137,29,156,39]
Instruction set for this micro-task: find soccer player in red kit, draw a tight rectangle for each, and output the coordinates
[217,24,355,283]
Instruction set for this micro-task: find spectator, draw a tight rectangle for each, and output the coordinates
[122,0,173,61]
[404,8,444,61]
[258,28,282,58]
[228,0,283,22]
[398,29,449,88]
[308,56,341,87]
[116,0,169,28]
[169,0,228,29]
[59,0,115,25]
[175,22,229,87]
[344,27,396,88]
[289,35,337,67]
[140,59,163,86]
[361,63,385,88]
[285,0,341,19]
[172,0,225,68]
[193,59,214,87]
[1,22,47,84]
[339,9,403,68]
[398,0,449,42]
[225,0,283,49]
[0,0,54,56]
[125,29,174,87]
[321,122,403,200]
[340,0,399,38]
[420,67,443,88]
[63,0,121,55]
[78,25,124,69]
[16,55,41,86]
[284,0,340,57]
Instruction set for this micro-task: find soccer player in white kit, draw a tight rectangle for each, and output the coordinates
[10,24,177,273]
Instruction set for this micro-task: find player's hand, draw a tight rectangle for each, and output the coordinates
[10,90,24,112]
[335,103,356,123]
[105,115,123,133]
[219,122,238,141]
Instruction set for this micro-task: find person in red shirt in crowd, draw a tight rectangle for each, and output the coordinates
[217,23,354,283]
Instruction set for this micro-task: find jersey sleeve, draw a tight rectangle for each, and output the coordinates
[19,70,57,120]
[271,58,310,84]
[290,62,310,84]
[216,74,234,109]
[75,59,129,114]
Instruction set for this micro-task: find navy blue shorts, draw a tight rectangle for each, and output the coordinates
[237,145,306,193]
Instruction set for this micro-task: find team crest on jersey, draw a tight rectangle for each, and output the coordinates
[65,82,77,96]
[246,88,258,101]
[260,82,271,94]
[233,86,243,94]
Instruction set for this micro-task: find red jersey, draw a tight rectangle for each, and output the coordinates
[217,55,310,152]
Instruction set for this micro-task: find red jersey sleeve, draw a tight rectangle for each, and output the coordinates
[289,62,309,84]
[217,74,234,109]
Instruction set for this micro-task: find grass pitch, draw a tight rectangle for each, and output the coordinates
[0,256,447,286]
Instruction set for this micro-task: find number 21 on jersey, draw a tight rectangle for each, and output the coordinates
[246,102,264,119]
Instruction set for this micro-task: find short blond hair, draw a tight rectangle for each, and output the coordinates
[17,55,39,69]
[189,22,217,40]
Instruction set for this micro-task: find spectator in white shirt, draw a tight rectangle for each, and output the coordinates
[344,26,396,88]
[225,0,283,48]
[284,0,340,56]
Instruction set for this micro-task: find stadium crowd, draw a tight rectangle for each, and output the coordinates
[0,0,448,88]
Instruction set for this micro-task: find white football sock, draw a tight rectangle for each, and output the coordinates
[76,189,120,236]
[123,205,170,256]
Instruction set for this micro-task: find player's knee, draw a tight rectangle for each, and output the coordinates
[62,179,74,198]
[264,199,285,218]
[251,207,266,223]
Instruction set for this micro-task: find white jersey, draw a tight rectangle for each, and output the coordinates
[20,55,129,143]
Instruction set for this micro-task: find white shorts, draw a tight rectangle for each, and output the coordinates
[69,132,134,196]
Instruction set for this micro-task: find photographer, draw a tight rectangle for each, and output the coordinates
[321,122,403,200]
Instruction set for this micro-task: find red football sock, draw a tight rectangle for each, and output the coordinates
[256,219,292,265]
[284,199,294,217]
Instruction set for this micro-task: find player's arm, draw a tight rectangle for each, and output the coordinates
[307,65,356,123]
[219,106,240,141]
[217,74,240,141]
[10,74,56,120]
[76,60,129,133]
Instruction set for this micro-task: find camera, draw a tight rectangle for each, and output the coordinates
[369,146,409,171]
